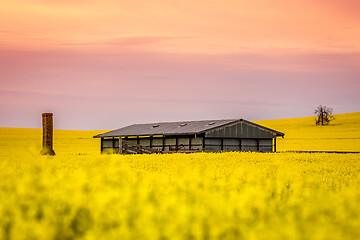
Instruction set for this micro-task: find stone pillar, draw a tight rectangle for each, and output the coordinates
[40,113,55,156]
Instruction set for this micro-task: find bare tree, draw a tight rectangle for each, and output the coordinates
[314,105,335,125]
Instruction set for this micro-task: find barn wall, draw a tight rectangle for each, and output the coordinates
[152,138,163,151]
[178,138,189,150]
[126,139,137,145]
[103,135,204,152]
[139,139,150,147]
[101,136,274,153]
[259,139,273,152]
[164,136,203,151]
[241,139,257,151]
[102,137,119,153]
[203,138,274,152]
[223,139,240,151]
[204,138,221,151]
[205,121,276,139]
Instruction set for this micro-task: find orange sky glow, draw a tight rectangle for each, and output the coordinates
[0,0,359,129]
[1,0,360,53]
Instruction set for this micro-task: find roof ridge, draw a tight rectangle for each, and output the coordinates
[130,119,239,125]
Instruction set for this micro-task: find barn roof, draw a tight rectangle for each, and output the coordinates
[93,119,284,138]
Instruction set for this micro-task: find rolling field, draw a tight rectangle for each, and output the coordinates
[256,112,360,152]
[0,113,359,240]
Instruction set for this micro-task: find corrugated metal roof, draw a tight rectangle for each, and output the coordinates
[93,119,284,138]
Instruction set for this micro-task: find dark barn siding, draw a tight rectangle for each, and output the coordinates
[205,121,275,139]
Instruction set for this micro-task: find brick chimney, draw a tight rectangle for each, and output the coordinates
[40,113,55,155]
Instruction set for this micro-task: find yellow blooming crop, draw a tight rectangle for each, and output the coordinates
[256,112,360,152]
[0,112,359,240]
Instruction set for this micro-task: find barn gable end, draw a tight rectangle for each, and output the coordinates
[204,120,277,139]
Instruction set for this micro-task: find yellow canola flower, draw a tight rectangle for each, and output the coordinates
[0,149,359,240]
[0,112,359,240]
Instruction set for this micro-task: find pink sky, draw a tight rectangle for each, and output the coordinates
[1,0,359,129]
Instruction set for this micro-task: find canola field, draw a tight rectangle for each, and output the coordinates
[0,113,360,240]
[256,112,360,152]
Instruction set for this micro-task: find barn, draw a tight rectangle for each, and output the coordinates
[93,119,284,154]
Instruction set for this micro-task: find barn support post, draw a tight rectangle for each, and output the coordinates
[175,136,178,152]
[100,138,104,153]
[239,138,242,151]
[273,138,277,152]
[257,139,260,151]
[189,136,192,150]
[119,137,123,154]
[40,113,55,156]
[202,137,206,152]
[162,136,165,151]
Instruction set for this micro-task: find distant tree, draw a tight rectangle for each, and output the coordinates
[314,105,335,125]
